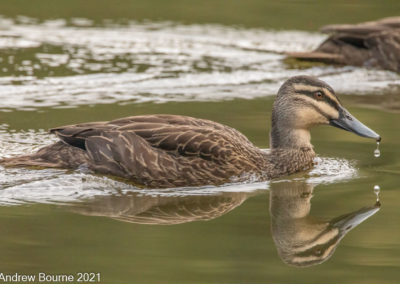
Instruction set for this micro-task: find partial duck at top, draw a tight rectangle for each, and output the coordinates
[288,17,400,72]
[0,76,381,188]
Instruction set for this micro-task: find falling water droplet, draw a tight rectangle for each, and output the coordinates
[374,185,380,202]
[374,141,380,157]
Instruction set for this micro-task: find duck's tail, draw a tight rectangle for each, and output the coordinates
[0,155,45,167]
[0,142,88,169]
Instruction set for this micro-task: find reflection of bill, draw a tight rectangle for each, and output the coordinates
[270,181,380,267]
[68,180,379,267]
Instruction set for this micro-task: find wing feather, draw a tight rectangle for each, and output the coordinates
[50,115,257,164]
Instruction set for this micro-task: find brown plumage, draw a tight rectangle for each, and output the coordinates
[288,17,400,72]
[69,191,250,225]
[0,76,380,188]
[1,114,314,188]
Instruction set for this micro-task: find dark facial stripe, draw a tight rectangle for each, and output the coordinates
[294,234,341,258]
[296,90,340,110]
[294,96,332,118]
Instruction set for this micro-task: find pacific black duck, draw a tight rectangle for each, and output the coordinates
[288,17,400,72]
[0,76,380,188]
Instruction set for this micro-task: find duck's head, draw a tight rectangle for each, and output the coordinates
[270,75,381,149]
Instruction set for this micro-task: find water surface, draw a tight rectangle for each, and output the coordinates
[0,4,399,284]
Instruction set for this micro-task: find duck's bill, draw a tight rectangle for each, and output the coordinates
[329,106,381,141]
[331,203,380,234]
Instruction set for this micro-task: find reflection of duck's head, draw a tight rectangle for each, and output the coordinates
[69,191,250,225]
[269,181,380,267]
[271,76,380,149]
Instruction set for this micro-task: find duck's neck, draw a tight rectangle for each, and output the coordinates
[270,125,313,150]
[266,118,316,177]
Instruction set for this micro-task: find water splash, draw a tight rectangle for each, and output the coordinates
[306,157,357,184]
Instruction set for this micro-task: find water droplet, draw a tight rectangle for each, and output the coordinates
[374,185,380,202]
[374,141,380,157]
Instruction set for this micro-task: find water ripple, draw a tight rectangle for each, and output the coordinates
[0,17,399,111]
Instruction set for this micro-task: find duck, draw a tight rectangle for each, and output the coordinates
[287,17,400,72]
[0,76,381,188]
[270,181,380,267]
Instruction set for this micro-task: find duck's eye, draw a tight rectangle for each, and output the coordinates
[314,249,323,256]
[314,91,324,100]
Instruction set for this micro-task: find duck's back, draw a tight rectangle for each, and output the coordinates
[1,115,268,188]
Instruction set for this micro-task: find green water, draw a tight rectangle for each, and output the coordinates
[1,0,400,30]
[0,1,400,283]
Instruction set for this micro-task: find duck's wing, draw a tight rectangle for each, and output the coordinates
[321,16,400,34]
[50,114,257,162]
[321,24,386,35]
[50,115,262,187]
[365,30,400,72]
[78,129,256,187]
[287,32,371,65]
[82,130,186,186]
[50,121,112,149]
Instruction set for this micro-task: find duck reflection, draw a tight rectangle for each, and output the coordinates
[69,181,379,266]
[70,191,251,224]
[270,181,380,267]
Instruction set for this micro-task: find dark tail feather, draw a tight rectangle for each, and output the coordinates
[0,142,88,169]
[0,155,39,167]
[0,154,66,168]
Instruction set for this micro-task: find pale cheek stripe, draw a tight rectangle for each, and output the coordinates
[293,95,338,118]
[293,84,322,93]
